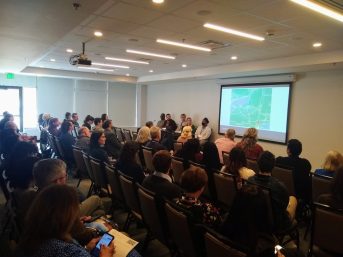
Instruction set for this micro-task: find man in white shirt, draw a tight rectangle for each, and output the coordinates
[195,117,211,145]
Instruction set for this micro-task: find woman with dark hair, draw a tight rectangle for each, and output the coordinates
[18,184,114,257]
[102,120,122,159]
[38,113,44,127]
[48,118,60,137]
[221,147,255,186]
[0,112,14,132]
[93,118,103,131]
[116,141,145,184]
[101,113,108,123]
[318,165,343,209]
[89,130,110,164]
[174,138,203,169]
[82,115,94,131]
[202,142,221,171]
[65,112,72,121]
[236,128,263,160]
[59,120,75,166]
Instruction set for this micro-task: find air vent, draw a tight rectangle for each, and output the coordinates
[319,0,343,10]
[199,40,231,50]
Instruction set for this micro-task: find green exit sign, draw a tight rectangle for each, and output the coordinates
[6,73,15,79]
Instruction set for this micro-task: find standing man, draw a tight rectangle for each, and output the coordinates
[72,113,80,127]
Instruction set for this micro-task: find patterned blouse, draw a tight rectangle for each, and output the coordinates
[31,239,90,257]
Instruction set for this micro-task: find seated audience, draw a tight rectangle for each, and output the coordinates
[177,126,192,143]
[215,128,236,164]
[221,147,255,185]
[72,113,79,127]
[64,112,72,121]
[0,121,21,158]
[142,150,183,200]
[89,130,110,164]
[116,141,145,184]
[236,127,263,160]
[101,113,108,123]
[318,165,343,209]
[275,139,312,203]
[93,118,103,131]
[33,159,105,217]
[186,116,196,135]
[175,138,203,169]
[17,184,114,257]
[75,127,91,152]
[59,120,76,166]
[145,126,166,154]
[202,142,221,171]
[175,166,221,228]
[82,115,94,131]
[315,150,343,178]
[37,113,44,127]
[136,126,151,166]
[221,185,303,257]
[145,121,153,128]
[177,113,187,131]
[102,120,122,159]
[161,127,174,151]
[156,113,166,128]
[165,113,177,131]
[0,112,14,132]
[195,117,211,145]
[42,113,51,128]
[48,117,60,137]
[248,151,297,231]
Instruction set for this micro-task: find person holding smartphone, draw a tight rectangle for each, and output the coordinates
[17,184,115,257]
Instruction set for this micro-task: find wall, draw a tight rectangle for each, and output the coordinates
[144,69,343,169]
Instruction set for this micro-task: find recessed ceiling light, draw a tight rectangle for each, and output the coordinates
[105,57,149,64]
[231,56,238,60]
[204,23,265,41]
[50,58,56,62]
[126,73,130,76]
[78,67,113,72]
[92,62,130,69]
[126,49,175,59]
[156,39,211,52]
[313,42,322,48]
[149,70,154,73]
[152,0,164,4]
[66,49,73,53]
[290,0,343,23]
[182,64,187,68]
[94,31,103,37]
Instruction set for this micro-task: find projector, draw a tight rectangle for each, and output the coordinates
[69,53,92,66]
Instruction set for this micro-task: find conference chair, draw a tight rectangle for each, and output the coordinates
[72,146,90,188]
[53,136,65,160]
[132,131,138,141]
[171,156,184,185]
[222,151,230,166]
[204,228,247,257]
[272,166,295,196]
[213,171,237,211]
[122,129,132,141]
[142,146,154,174]
[312,174,332,202]
[309,203,343,257]
[89,157,110,196]
[114,127,125,143]
[82,153,95,197]
[247,159,260,173]
[173,141,183,153]
[104,163,125,208]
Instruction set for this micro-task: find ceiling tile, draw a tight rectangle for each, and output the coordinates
[145,14,200,33]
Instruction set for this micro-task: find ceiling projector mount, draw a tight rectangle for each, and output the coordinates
[69,41,92,66]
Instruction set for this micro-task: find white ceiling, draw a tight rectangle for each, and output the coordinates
[1,0,343,79]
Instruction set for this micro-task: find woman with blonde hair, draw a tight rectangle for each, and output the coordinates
[236,127,263,160]
[315,150,343,178]
[177,126,192,143]
[136,126,150,145]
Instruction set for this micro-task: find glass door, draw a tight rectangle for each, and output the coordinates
[0,86,23,130]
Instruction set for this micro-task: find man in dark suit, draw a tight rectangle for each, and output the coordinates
[145,126,166,154]
[142,150,183,200]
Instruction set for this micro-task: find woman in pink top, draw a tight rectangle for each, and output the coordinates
[215,129,236,164]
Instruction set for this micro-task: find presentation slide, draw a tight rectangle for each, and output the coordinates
[219,83,291,143]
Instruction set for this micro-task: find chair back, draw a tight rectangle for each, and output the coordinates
[272,166,295,196]
[204,231,247,257]
[53,136,65,159]
[171,157,184,184]
[213,172,237,209]
[312,174,332,202]
[122,129,132,141]
[82,153,95,182]
[247,159,259,173]
[173,142,183,153]
[115,127,125,143]
[46,133,57,158]
[104,164,125,204]
[311,203,343,255]
[222,151,230,166]
[72,146,88,179]
[142,147,154,173]
[164,202,198,257]
[89,157,108,190]
[118,172,141,218]
[137,186,167,244]
[189,162,211,199]
[132,131,138,141]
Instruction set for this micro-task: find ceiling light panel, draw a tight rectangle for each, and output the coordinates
[156,39,211,52]
[92,62,130,69]
[105,57,149,64]
[78,67,113,72]
[126,49,175,59]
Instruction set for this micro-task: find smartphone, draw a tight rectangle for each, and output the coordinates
[91,233,114,257]
[274,245,283,254]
